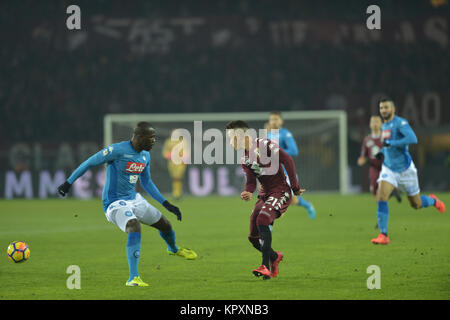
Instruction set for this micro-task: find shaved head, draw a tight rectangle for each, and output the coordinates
[131,122,156,151]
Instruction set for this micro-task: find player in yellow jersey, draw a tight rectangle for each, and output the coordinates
[162,129,190,200]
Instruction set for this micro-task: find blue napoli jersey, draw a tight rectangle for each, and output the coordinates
[67,141,166,211]
[267,127,299,157]
[381,115,418,173]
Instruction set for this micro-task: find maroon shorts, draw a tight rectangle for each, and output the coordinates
[369,167,381,196]
[249,191,292,238]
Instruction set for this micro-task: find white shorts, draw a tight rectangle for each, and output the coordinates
[377,162,420,196]
[105,193,162,232]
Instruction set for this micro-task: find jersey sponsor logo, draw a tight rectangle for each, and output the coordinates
[126,162,145,174]
[382,129,391,139]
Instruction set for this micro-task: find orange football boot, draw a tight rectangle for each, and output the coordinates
[270,251,284,278]
[429,194,446,213]
[371,233,390,245]
[252,265,272,280]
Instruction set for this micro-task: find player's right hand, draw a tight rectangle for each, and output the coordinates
[240,191,252,201]
[57,181,72,197]
[293,188,306,196]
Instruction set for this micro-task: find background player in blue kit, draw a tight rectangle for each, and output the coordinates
[266,111,316,219]
[57,122,197,286]
[371,100,446,245]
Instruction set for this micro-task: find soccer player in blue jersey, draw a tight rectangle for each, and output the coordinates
[57,122,197,286]
[266,111,316,219]
[371,100,446,245]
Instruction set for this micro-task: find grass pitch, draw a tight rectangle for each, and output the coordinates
[0,193,449,300]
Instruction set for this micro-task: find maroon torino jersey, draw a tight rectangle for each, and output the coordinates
[361,134,383,170]
[241,138,300,196]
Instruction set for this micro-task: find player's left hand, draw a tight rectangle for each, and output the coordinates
[57,181,72,197]
[293,188,306,196]
[162,200,182,221]
[383,140,391,147]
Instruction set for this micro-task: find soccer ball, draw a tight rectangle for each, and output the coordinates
[7,241,30,263]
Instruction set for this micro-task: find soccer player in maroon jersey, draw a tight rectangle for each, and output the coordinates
[226,120,304,280]
[358,115,402,202]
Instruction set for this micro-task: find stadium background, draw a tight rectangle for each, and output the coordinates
[1,0,449,199]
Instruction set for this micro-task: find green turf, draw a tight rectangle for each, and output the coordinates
[0,194,449,300]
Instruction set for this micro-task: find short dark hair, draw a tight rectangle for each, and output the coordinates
[225,120,249,130]
[270,111,282,118]
[379,99,395,106]
[134,122,155,136]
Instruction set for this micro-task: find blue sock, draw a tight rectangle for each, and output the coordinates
[420,195,436,208]
[126,232,141,282]
[297,197,311,208]
[159,230,179,253]
[376,201,389,235]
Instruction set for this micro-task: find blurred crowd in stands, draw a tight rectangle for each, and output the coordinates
[0,0,449,143]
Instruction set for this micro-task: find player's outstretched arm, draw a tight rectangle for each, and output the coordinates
[57,146,118,197]
[140,165,182,221]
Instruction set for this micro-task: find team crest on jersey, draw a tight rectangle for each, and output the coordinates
[102,146,113,156]
[382,129,391,139]
[126,162,145,174]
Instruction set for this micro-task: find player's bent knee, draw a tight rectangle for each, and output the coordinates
[126,218,141,233]
[152,216,172,232]
[377,191,390,202]
[410,202,421,210]
[256,211,272,226]
[161,219,172,232]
